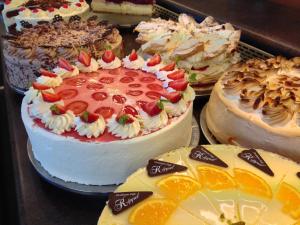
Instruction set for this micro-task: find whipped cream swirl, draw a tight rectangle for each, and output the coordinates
[163,99,187,117]
[183,85,196,102]
[123,55,145,70]
[36,75,63,88]
[142,62,164,74]
[53,66,79,79]
[74,116,106,138]
[30,94,64,119]
[107,115,141,139]
[24,87,52,104]
[76,58,99,72]
[42,110,75,134]
[139,109,168,131]
[98,57,121,69]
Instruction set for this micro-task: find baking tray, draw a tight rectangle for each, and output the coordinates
[27,116,200,196]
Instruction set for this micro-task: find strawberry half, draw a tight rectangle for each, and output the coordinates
[102,50,115,63]
[147,54,161,67]
[129,49,138,61]
[32,82,50,90]
[160,62,176,71]
[116,112,134,125]
[58,58,74,71]
[50,104,66,115]
[169,79,188,91]
[141,100,164,117]
[167,70,185,80]
[163,92,182,104]
[78,51,91,66]
[80,111,99,123]
[40,68,57,78]
[41,91,61,103]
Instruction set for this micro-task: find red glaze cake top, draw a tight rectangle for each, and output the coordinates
[24,50,195,142]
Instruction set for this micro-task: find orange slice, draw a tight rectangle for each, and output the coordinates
[156,175,201,202]
[276,182,300,219]
[197,166,236,190]
[234,168,272,199]
[129,198,176,225]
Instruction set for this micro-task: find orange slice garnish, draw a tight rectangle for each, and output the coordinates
[197,166,236,190]
[157,175,201,202]
[277,182,300,219]
[234,168,272,199]
[129,198,176,225]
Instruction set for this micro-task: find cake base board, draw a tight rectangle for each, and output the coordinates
[27,116,200,196]
[200,104,219,144]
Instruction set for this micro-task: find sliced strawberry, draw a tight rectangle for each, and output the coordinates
[129,49,138,61]
[126,90,143,96]
[169,79,188,91]
[112,95,127,104]
[78,51,91,66]
[123,105,138,117]
[86,82,104,90]
[146,91,161,100]
[40,68,57,78]
[120,76,134,83]
[141,101,164,117]
[140,77,155,83]
[136,100,148,108]
[99,77,114,84]
[65,77,87,87]
[116,112,134,125]
[160,62,176,71]
[66,101,88,115]
[129,83,141,88]
[50,104,66,115]
[41,91,61,103]
[147,54,161,67]
[94,107,114,119]
[58,58,74,71]
[92,92,108,101]
[80,111,99,123]
[102,50,115,63]
[147,83,163,91]
[167,70,185,80]
[125,71,139,77]
[57,89,78,100]
[32,82,50,90]
[163,91,182,103]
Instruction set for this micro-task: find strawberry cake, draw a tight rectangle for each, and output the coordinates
[21,50,195,185]
[98,145,300,225]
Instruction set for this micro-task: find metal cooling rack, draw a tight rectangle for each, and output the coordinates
[153,5,274,60]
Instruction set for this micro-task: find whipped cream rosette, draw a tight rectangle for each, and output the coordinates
[21,50,195,185]
[135,14,241,91]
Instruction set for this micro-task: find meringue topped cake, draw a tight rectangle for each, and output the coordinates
[91,0,154,15]
[98,145,300,225]
[2,0,89,32]
[206,56,300,160]
[135,14,241,92]
[21,50,195,185]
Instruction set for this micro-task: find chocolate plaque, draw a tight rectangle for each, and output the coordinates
[108,192,153,215]
[238,149,274,176]
[147,159,187,177]
[189,146,228,168]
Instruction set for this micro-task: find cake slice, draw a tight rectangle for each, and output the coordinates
[257,157,300,224]
[91,0,154,15]
[232,148,289,224]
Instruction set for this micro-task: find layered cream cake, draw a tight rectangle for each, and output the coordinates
[135,14,241,91]
[21,50,195,185]
[3,17,123,90]
[206,56,300,160]
[91,0,154,15]
[98,145,300,225]
[2,0,89,33]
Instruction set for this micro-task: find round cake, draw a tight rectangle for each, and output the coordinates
[206,56,300,160]
[3,17,123,90]
[2,0,89,33]
[21,50,195,185]
[98,144,300,225]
